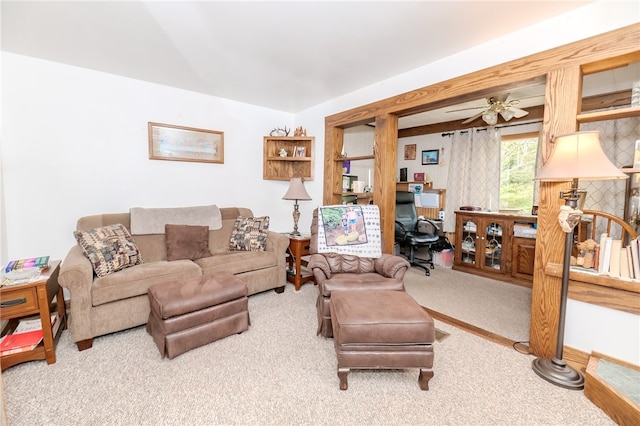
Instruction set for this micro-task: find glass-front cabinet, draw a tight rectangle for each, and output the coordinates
[454,211,537,286]
[483,221,504,272]
[460,217,479,266]
[456,214,506,275]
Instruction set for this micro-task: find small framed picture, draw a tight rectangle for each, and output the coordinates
[413,172,425,182]
[422,149,439,165]
[404,144,417,160]
[531,205,538,215]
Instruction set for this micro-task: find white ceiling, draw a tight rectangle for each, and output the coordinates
[2,0,598,117]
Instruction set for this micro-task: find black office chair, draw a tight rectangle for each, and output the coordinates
[395,191,441,276]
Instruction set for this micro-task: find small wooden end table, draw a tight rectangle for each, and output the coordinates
[0,261,67,370]
[287,235,315,291]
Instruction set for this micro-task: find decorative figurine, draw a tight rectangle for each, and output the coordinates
[294,126,307,137]
[278,148,287,157]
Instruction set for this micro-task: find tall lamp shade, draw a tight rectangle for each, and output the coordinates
[534,131,627,182]
[282,177,312,236]
[532,131,627,390]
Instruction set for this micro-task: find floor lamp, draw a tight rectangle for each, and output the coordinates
[282,177,311,236]
[532,131,628,390]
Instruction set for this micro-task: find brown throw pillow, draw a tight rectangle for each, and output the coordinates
[165,224,212,261]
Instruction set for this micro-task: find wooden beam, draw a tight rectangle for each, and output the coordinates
[398,89,629,138]
[529,65,583,358]
[398,105,545,138]
[373,114,398,254]
[322,125,343,205]
[581,89,631,111]
[326,24,640,128]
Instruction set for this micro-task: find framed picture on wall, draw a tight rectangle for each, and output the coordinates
[422,149,439,165]
[148,122,224,163]
[404,144,417,160]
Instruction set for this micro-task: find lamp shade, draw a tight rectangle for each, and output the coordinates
[534,131,628,182]
[282,177,311,201]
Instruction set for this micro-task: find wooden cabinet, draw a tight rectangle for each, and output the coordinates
[454,212,508,276]
[453,211,537,286]
[263,136,314,181]
[512,237,537,282]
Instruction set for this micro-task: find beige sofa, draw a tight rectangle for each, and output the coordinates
[59,207,289,350]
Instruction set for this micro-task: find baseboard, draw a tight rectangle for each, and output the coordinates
[564,345,591,372]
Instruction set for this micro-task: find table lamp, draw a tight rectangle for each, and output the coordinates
[533,130,627,390]
[282,177,311,236]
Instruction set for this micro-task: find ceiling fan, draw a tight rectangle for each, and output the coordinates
[450,94,530,125]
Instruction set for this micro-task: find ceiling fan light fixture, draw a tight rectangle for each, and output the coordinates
[482,110,498,125]
[500,109,515,121]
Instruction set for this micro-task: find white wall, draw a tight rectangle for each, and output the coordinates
[566,300,640,364]
[2,1,638,363]
[0,53,295,262]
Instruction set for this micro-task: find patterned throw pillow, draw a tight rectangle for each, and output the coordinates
[229,216,270,251]
[74,223,143,277]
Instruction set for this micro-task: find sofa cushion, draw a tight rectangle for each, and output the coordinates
[320,273,405,297]
[229,216,269,251]
[165,224,212,261]
[195,251,278,275]
[91,260,201,306]
[74,224,143,278]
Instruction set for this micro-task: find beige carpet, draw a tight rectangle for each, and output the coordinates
[1,274,613,425]
[403,265,532,342]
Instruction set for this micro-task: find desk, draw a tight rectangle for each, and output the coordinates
[287,236,315,291]
[1,261,67,370]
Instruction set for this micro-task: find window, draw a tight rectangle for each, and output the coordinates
[500,132,538,210]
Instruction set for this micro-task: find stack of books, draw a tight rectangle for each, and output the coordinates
[4,256,50,273]
[0,313,60,356]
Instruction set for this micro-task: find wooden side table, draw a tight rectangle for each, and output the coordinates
[287,236,315,291]
[0,261,67,370]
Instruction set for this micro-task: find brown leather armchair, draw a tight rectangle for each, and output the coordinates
[307,208,410,337]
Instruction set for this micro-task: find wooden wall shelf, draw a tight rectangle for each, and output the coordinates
[334,155,374,161]
[544,263,640,315]
[263,136,315,181]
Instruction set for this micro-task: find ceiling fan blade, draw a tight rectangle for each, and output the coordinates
[511,107,529,118]
[496,93,510,103]
[446,105,487,113]
[461,111,485,124]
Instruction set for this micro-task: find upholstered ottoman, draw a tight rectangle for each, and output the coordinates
[146,272,250,359]
[329,290,435,390]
